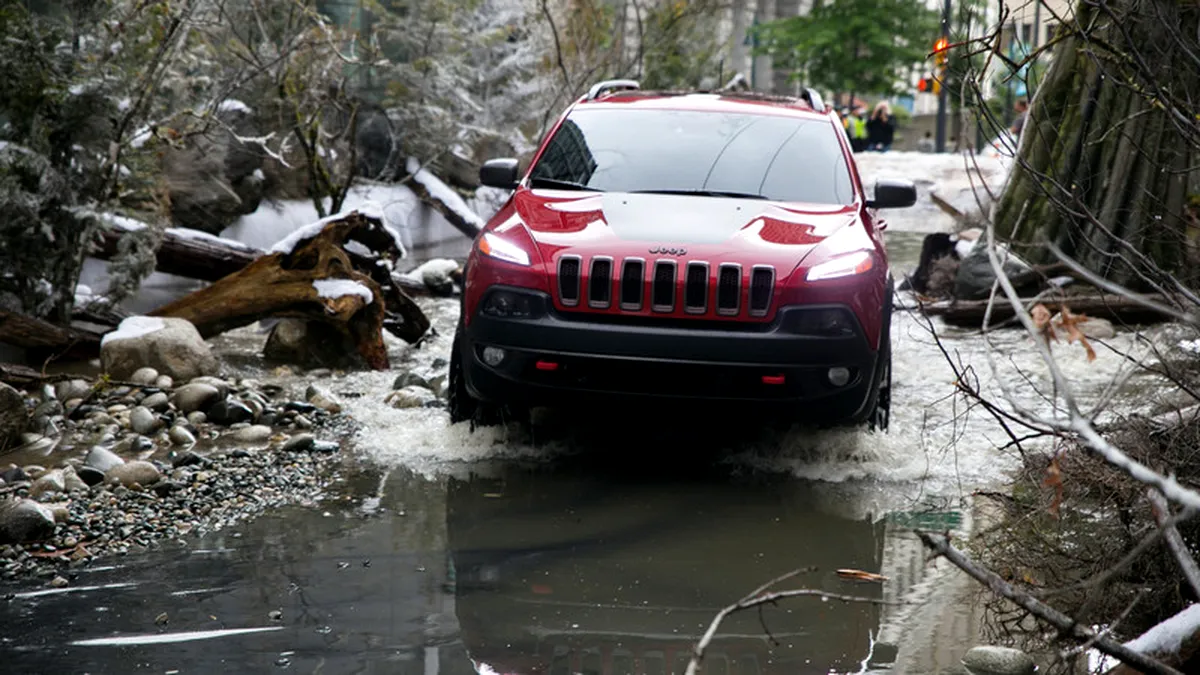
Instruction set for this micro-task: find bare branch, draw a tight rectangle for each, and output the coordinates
[917,530,1184,675]
[1146,488,1200,599]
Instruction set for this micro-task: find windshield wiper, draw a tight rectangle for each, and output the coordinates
[630,188,769,200]
[529,176,604,191]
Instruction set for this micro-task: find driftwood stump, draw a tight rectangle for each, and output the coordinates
[149,211,430,370]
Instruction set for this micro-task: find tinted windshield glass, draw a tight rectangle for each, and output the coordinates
[529,107,855,204]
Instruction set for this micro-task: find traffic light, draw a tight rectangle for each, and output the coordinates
[917,75,939,94]
[933,37,949,68]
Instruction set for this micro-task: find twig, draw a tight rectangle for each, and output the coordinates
[917,530,1183,675]
[684,568,895,675]
[1147,488,1200,600]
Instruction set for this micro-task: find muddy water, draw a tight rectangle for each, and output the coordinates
[2,153,1181,673]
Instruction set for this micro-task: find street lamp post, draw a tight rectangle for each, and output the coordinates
[935,0,951,152]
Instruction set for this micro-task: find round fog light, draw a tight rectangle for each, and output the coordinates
[827,366,851,387]
[482,346,506,366]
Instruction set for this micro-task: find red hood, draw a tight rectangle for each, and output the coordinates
[510,188,859,278]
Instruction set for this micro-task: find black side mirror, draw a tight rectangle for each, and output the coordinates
[865,179,917,209]
[479,158,520,190]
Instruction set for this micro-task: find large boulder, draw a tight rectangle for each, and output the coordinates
[0,383,27,452]
[953,239,1032,300]
[101,316,219,382]
[164,102,266,234]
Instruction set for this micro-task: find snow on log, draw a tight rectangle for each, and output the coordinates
[148,209,431,369]
[92,224,261,282]
[405,157,485,238]
[1107,604,1200,674]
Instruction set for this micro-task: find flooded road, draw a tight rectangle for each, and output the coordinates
[1,153,1176,673]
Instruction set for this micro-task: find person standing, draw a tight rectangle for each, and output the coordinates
[866,101,896,152]
[846,106,868,152]
[1010,98,1029,138]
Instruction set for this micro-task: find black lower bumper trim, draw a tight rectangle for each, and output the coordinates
[462,287,883,416]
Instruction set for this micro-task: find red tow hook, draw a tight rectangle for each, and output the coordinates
[761,374,786,385]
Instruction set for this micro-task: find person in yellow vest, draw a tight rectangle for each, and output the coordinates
[845,106,868,152]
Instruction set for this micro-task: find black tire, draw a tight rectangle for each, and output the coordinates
[447,322,507,431]
[866,337,892,433]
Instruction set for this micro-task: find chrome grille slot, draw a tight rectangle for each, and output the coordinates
[651,260,677,312]
[716,263,741,316]
[588,256,613,308]
[558,255,581,306]
[749,265,774,316]
[684,262,709,314]
[620,258,645,310]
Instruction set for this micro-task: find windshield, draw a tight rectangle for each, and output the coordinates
[528,107,855,205]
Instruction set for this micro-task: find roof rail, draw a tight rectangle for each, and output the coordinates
[801,87,826,113]
[586,79,640,101]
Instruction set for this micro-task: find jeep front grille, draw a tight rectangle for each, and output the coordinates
[588,256,613,308]
[749,265,775,317]
[717,263,741,315]
[619,258,644,310]
[684,262,708,314]
[558,255,581,306]
[651,260,677,312]
[553,254,776,319]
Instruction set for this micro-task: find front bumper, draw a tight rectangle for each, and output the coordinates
[461,287,883,417]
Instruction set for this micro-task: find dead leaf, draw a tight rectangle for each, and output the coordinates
[1031,304,1057,343]
[1057,306,1097,362]
[1043,455,1064,518]
[836,569,889,582]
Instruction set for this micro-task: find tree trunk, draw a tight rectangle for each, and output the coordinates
[992,0,1200,289]
[92,228,259,282]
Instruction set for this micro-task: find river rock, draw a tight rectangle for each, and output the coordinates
[386,386,435,409]
[168,425,196,447]
[141,392,170,412]
[0,498,56,544]
[130,367,160,385]
[208,400,254,426]
[392,371,432,391]
[107,460,161,487]
[129,406,163,435]
[55,379,91,402]
[231,425,272,444]
[961,646,1036,675]
[154,374,174,389]
[85,445,126,473]
[172,383,223,414]
[0,382,27,452]
[101,316,219,382]
[0,466,28,484]
[306,385,343,414]
[28,470,65,499]
[189,376,232,397]
[187,411,207,426]
[61,466,89,492]
[77,466,106,486]
[282,433,315,452]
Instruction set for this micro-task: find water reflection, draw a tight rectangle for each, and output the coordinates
[446,463,888,674]
[0,461,975,674]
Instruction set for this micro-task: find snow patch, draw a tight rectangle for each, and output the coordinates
[1180,339,1200,355]
[117,98,132,112]
[402,258,460,286]
[167,227,261,253]
[101,213,149,232]
[344,240,374,258]
[312,279,373,304]
[101,316,166,346]
[406,157,486,229]
[265,201,408,259]
[1125,604,1200,658]
[218,99,252,115]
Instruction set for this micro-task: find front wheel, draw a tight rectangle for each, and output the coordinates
[448,323,502,430]
[866,339,891,433]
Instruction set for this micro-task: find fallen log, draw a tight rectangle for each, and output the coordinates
[93,226,261,282]
[920,293,1180,328]
[0,309,103,361]
[405,159,485,239]
[149,210,429,369]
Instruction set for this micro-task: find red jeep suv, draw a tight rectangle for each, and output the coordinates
[448,80,915,431]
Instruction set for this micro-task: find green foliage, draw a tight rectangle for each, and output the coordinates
[639,0,725,90]
[752,0,940,98]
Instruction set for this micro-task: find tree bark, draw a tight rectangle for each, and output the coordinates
[992,0,1199,289]
[0,309,103,360]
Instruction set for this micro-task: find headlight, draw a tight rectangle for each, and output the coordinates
[477,232,531,266]
[806,251,874,281]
